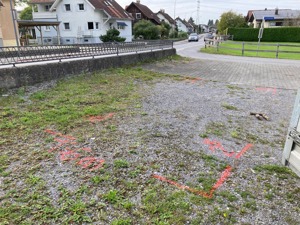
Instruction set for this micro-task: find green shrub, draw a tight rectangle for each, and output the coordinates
[228,27,300,42]
[100,28,126,42]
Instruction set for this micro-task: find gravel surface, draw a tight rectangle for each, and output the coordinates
[114,77,300,224]
[1,62,300,224]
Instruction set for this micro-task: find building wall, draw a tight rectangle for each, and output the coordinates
[176,20,187,32]
[0,0,19,46]
[32,0,132,44]
[0,48,176,89]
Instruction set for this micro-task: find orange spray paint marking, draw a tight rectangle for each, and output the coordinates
[88,113,115,123]
[203,139,236,158]
[153,166,232,199]
[77,157,105,171]
[45,129,105,171]
[185,77,202,84]
[60,151,81,161]
[255,87,277,95]
[235,144,253,159]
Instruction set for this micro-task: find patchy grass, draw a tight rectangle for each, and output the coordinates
[222,102,238,111]
[0,61,299,224]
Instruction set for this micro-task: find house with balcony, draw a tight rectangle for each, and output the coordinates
[246,8,300,28]
[125,0,160,26]
[29,0,132,44]
[156,9,176,31]
[0,0,20,46]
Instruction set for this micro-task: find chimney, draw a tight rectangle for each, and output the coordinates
[265,8,267,11]
[160,9,165,13]
[275,7,279,15]
[136,0,140,3]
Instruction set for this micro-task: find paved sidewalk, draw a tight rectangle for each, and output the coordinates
[143,40,300,90]
[143,58,300,90]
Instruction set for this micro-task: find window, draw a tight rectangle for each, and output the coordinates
[109,23,113,29]
[64,23,70,30]
[118,24,125,30]
[88,22,94,30]
[117,22,127,30]
[275,22,283,26]
[95,22,99,29]
[136,13,141,19]
[65,4,71,11]
[78,3,84,11]
[45,4,52,11]
[45,26,51,31]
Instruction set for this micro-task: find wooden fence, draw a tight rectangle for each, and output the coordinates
[204,39,300,59]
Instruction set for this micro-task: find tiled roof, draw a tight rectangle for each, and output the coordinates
[29,0,55,4]
[88,0,132,19]
[127,2,160,24]
[157,10,175,25]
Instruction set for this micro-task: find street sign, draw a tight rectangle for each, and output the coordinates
[258,27,264,39]
[263,16,275,20]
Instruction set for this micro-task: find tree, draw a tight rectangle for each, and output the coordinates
[19,6,33,20]
[100,28,126,42]
[207,19,214,26]
[218,11,248,33]
[133,20,160,40]
[158,21,171,38]
[215,19,220,26]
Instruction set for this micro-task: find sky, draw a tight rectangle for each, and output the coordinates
[118,0,300,24]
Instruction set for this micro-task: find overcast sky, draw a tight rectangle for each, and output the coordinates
[118,0,300,24]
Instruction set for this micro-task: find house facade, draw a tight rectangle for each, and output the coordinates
[156,9,176,31]
[125,0,160,26]
[29,0,132,44]
[176,17,194,33]
[0,0,19,46]
[246,8,300,28]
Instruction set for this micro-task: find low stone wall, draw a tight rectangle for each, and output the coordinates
[0,49,176,89]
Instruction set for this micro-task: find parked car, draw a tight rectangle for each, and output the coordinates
[204,33,214,40]
[188,33,199,42]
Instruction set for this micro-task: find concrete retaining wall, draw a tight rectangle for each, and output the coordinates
[0,49,176,89]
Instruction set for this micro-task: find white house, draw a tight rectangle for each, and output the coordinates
[246,8,300,28]
[156,9,176,31]
[175,17,188,33]
[29,0,132,44]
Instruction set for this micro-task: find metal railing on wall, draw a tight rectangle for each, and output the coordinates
[0,40,174,67]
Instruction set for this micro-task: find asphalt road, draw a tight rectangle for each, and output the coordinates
[174,34,300,66]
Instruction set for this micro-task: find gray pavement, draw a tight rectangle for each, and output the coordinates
[144,38,300,90]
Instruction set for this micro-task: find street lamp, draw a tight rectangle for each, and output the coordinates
[9,0,20,47]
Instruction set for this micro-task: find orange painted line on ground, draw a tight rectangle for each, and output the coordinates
[255,87,277,95]
[153,166,232,199]
[88,112,115,123]
[235,144,253,159]
[203,139,253,159]
[60,150,81,161]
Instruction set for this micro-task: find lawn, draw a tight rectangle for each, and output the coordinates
[201,41,300,60]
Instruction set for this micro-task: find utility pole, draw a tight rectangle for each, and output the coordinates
[196,0,200,33]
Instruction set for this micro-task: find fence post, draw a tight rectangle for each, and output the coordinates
[276,43,279,59]
[116,42,119,56]
[217,41,219,52]
[242,42,244,56]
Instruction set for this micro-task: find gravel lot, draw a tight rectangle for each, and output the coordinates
[1,58,300,224]
[116,76,299,224]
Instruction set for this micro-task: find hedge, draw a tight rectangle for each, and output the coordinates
[228,27,300,42]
